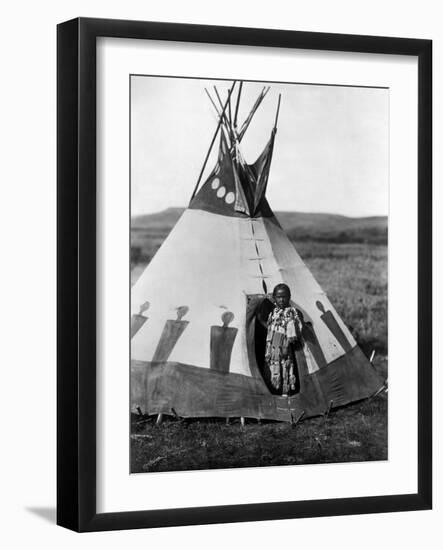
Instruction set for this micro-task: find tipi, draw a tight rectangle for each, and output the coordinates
[131,81,383,423]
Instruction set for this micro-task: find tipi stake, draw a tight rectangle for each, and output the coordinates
[292,410,305,427]
[371,384,387,399]
[156,413,163,425]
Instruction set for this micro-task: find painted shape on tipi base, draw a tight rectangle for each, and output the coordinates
[302,321,328,369]
[297,342,328,407]
[210,311,238,373]
[131,301,150,338]
[152,306,190,362]
[316,300,353,353]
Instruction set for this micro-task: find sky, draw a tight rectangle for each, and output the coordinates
[131,76,388,217]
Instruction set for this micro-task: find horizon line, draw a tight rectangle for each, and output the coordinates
[131,206,388,219]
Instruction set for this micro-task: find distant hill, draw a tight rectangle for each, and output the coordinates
[132,207,387,245]
[132,207,185,231]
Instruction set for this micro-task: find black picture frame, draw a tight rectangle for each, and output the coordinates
[57,17,432,532]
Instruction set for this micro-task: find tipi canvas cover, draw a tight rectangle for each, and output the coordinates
[131,83,383,423]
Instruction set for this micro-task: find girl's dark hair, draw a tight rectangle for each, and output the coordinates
[272,283,291,297]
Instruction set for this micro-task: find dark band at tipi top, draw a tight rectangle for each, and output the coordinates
[189,82,278,219]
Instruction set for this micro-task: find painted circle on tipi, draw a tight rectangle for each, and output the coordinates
[211,177,220,190]
[225,192,235,204]
[216,186,226,198]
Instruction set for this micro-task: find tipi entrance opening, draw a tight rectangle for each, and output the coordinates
[249,295,301,397]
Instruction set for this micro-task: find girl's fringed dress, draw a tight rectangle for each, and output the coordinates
[265,306,302,395]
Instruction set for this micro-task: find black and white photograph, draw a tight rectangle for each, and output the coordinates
[130,76,388,473]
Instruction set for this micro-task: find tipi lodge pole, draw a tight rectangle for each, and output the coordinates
[233,81,243,129]
[190,81,236,200]
[213,85,235,143]
[214,85,232,126]
[274,93,282,129]
[204,88,222,118]
[227,89,232,124]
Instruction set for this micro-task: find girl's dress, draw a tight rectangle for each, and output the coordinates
[265,306,302,394]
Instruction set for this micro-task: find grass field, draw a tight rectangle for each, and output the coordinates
[131,392,387,473]
[130,212,388,473]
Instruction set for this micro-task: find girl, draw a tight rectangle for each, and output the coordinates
[265,283,302,396]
